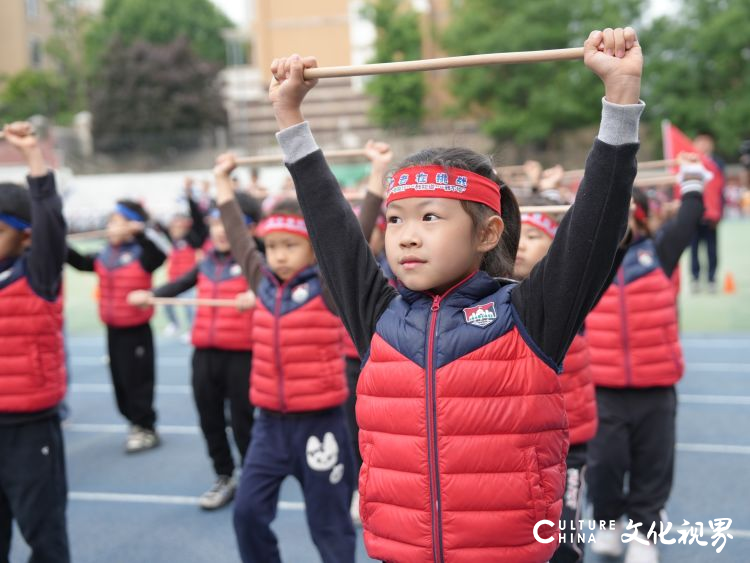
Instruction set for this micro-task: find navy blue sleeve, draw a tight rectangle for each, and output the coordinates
[26,173,66,300]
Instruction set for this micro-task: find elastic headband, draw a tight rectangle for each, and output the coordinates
[256,215,309,239]
[115,203,145,223]
[0,213,30,231]
[521,212,559,239]
[209,207,254,226]
[386,165,501,214]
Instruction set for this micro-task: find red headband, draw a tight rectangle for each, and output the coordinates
[386,165,501,214]
[256,215,309,239]
[521,212,559,239]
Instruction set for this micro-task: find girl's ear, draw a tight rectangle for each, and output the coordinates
[477,215,504,253]
[20,229,32,251]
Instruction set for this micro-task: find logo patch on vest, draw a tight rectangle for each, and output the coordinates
[230,264,242,277]
[637,250,654,268]
[120,252,133,265]
[463,301,497,328]
[0,269,11,283]
[291,283,310,304]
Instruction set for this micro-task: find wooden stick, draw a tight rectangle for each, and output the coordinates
[236,148,368,166]
[519,205,571,214]
[303,47,585,79]
[633,174,676,187]
[149,297,248,308]
[562,159,678,180]
[67,229,109,241]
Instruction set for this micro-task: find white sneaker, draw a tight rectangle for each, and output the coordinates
[163,323,178,338]
[125,426,161,453]
[199,475,236,510]
[591,521,625,557]
[350,490,361,526]
[624,534,660,563]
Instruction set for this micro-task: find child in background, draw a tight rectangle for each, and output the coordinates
[128,193,259,510]
[162,177,209,338]
[268,26,643,562]
[0,122,69,562]
[213,157,356,563]
[67,200,166,453]
[586,153,709,563]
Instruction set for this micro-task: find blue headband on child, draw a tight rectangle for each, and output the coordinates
[115,203,145,223]
[0,213,31,231]
[208,207,254,226]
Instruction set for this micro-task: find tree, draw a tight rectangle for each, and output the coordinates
[85,0,232,73]
[642,0,750,158]
[0,70,68,122]
[364,0,425,130]
[90,36,226,153]
[441,0,643,147]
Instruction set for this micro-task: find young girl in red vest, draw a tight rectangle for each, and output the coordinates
[0,122,69,561]
[162,178,209,338]
[268,27,643,563]
[67,199,166,453]
[586,153,709,562]
[212,162,356,562]
[128,193,259,511]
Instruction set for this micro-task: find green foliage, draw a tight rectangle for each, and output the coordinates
[441,0,643,147]
[85,0,232,72]
[90,36,226,153]
[642,0,750,158]
[364,0,425,130]
[0,70,68,122]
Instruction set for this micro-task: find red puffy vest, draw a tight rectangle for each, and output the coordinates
[0,260,66,412]
[191,252,253,351]
[357,274,568,563]
[95,242,154,328]
[167,239,198,282]
[560,334,597,445]
[251,267,347,413]
[587,238,684,388]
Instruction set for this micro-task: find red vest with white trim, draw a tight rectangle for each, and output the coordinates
[587,238,684,388]
[0,258,66,412]
[94,242,154,327]
[251,266,347,413]
[167,239,198,282]
[357,273,568,563]
[560,333,597,445]
[191,251,253,351]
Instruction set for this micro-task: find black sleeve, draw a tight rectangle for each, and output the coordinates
[25,173,66,300]
[287,151,397,357]
[136,232,167,273]
[511,140,638,366]
[654,192,704,278]
[65,246,96,272]
[185,197,208,249]
[152,266,199,297]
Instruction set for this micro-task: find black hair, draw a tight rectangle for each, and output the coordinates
[235,192,263,224]
[631,187,652,237]
[269,198,303,217]
[115,199,150,222]
[0,183,32,227]
[395,147,521,278]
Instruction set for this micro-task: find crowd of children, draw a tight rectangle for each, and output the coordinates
[0,25,734,563]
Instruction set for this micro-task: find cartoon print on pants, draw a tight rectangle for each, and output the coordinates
[306,432,345,484]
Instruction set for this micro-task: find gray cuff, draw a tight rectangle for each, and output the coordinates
[275,121,320,164]
[597,98,645,146]
[680,180,705,196]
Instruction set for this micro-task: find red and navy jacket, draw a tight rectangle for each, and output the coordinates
[167,239,198,282]
[587,238,684,388]
[94,242,155,327]
[251,265,347,413]
[192,252,253,351]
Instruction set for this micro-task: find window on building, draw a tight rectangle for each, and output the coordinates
[30,38,43,68]
[26,0,40,19]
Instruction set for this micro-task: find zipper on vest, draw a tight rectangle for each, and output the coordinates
[107,247,119,322]
[617,269,633,386]
[273,283,287,412]
[207,256,221,347]
[426,294,445,563]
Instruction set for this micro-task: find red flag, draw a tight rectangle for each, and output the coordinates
[661,120,724,222]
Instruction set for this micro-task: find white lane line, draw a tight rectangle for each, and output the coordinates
[687,363,750,373]
[677,443,750,455]
[71,356,188,367]
[71,383,192,394]
[68,491,304,511]
[65,423,199,435]
[679,394,750,405]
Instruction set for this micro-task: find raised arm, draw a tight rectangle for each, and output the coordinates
[270,56,397,356]
[511,27,644,367]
